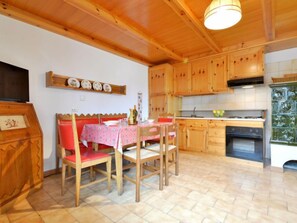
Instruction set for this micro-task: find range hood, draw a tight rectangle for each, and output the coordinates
[227,76,264,88]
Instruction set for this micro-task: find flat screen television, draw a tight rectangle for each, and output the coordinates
[0,61,29,102]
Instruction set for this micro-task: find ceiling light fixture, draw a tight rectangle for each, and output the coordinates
[204,0,242,30]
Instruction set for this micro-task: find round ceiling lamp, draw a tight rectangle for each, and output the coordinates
[204,0,242,30]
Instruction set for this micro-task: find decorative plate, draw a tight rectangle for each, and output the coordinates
[67,77,80,88]
[93,81,102,91]
[81,79,92,89]
[103,83,112,93]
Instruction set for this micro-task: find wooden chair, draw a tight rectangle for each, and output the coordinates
[157,113,176,123]
[58,114,111,207]
[56,113,100,173]
[146,113,175,145]
[122,125,164,202]
[144,123,179,186]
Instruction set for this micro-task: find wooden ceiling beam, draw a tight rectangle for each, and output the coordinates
[261,0,275,41]
[64,0,185,62]
[0,1,153,66]
[163,0,221,53]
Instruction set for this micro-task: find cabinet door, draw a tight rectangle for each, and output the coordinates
[228,47,264,80]
[149,95,166,119]
[186,127,207,152]
[173,63,191,95]
[210,55,229,93]
[191,59,211,94]
[149,64,173,95]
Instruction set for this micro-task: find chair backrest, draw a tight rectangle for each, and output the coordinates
[137,125,163,157]
[57,114,81,163]
[56,113,100,147]
[99,113,127,124]
[158,113,175,123]
[165,123,178,146]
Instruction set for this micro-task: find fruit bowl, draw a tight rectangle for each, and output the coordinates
[213,110,224,117]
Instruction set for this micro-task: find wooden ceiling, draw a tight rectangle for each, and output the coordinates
[1,0,297,66]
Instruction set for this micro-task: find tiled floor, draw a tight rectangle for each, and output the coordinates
[1,152,297,223]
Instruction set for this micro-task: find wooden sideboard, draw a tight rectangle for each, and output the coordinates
[0,101,43,213]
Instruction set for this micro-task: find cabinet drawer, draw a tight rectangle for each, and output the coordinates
[208,128,225,137]
[208,120,226,128]
[186,120,208,127]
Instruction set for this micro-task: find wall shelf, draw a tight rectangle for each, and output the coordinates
[46,71,126,95]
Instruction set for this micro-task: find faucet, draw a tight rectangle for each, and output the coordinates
[191,107,196,117]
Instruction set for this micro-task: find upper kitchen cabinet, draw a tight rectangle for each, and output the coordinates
[173,63,191,96]
[149,63,173,96]
[191,59,212,94]
[228,47,264,80]
[209,55,229,93]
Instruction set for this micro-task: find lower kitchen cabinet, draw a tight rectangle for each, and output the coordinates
[207,120,226,156]
[176,119,208,152]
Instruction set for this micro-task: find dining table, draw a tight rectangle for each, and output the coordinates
[80,121,172,195]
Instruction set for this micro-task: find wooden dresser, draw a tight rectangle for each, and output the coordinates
[0,102,43,213]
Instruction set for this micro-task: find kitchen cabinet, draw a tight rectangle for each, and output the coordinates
[177,119,208,152]
[207,120,226,156]
[209,55,229,93]
[191,59,211,94]
[149,95,180,119]
[173,63,191,95]
[148,64,181,119]
[228,47,264,80]
[149,63,173,95]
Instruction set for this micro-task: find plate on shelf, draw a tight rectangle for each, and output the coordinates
[93,81,102,91]
[103,83,112,93]
[81,79,92,89]
[67,77,80,88]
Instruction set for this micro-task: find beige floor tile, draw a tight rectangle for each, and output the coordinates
[41,209,77,223]
[247,210,286,223]
[143,209,179,223]
[30,197,63,217]
[145,195,175,213]
[11,212,43,223]
[166,193,197,210]
[6,199,35,222]
[0,214,10,223]
[69,205,106,223]
[123,202,153,217]
[214,199,248,219]
[117,213,147,223]
[96,204,130,222]
[168,205,204,223]
[192,202,227,222]
[268,206,297,222]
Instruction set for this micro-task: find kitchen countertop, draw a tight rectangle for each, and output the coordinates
[176,116,266,122]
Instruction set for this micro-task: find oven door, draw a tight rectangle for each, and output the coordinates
[226,127,263,162]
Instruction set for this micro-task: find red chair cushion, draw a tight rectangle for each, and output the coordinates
[58,123,75,152]
[158,117,173,123]
[65,151,110,163]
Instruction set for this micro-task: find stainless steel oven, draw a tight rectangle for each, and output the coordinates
[226,126,264,162]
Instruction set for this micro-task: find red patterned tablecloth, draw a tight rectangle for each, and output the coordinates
[80,123,171,153]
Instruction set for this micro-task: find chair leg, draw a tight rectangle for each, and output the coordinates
[175,149,179,176]
[165,152,169,186]
[159,156,163,191]
[136,161,141,202]
[75,168,81,207]
[61,163,66,195]
[106,157,112,192]
[67,165,72,177]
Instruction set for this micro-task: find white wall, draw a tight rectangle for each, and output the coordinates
[0,15,148,171]
[182,48,297,158]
